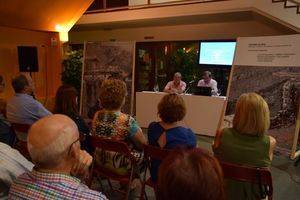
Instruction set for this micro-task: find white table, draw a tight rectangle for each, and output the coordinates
[136,91,227,136]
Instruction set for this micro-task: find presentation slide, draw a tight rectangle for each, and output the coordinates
[199,42,236,66]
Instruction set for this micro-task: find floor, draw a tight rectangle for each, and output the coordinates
[93,135,300,200]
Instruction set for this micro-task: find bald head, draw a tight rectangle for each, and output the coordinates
[28,114,80,169]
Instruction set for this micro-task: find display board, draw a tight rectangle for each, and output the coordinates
[224,34,300,159]
[80,41,135,119]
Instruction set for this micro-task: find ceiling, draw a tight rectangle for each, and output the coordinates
[0,0,93,32]
[71,11,295,34]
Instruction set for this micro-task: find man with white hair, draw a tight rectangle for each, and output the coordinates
[164,72,186,94]
[9,114,107,200]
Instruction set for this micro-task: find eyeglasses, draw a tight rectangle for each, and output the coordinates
[68,138,80,155]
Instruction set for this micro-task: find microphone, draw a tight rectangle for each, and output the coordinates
[189,80,195,84]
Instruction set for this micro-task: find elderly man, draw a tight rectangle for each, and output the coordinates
[197,71,218,95]
[164,72,186,94]
[6,73,51,125]
[9,114,107,200]
[0,142,33,198]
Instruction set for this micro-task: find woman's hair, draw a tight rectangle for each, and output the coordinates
[157,149,225,200]
[233,92,270,136]
[99,79,127,110]
[158,94,186,123]
[54,85,79,117]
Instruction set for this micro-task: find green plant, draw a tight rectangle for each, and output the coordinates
[169,47,201,83]
[61,50,83,93]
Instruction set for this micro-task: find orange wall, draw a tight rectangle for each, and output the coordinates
[0,26,62,101]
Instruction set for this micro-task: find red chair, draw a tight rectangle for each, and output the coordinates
[88,136,140,200]
[140,144,171,200]
[11,123,31,161]
[220,161,273,200]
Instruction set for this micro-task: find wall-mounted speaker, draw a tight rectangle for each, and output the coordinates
[17,46,39,72]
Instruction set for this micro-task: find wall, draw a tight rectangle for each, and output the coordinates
[70,20,295,43]
[0,26,62,101]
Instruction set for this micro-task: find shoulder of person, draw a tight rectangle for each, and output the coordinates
[148,121,159,129]
[268,135,276,146]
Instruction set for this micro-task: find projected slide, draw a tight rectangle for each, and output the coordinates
[199,42,236,66]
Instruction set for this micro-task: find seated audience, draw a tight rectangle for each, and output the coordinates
[92,79,147,196]
[9,114,107,199]
[6,74,51,125]
[0,100,15,146]
[148,93,196,182]
[54,85,92,153]
[92,78,147,154]
[0,142,33,198]
[0,76,15,146]
[213,93,276,200]
[157,149,225,200]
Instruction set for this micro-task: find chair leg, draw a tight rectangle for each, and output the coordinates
[125,167,135,200]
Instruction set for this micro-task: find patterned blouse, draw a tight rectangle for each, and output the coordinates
[92,110,142,174]
[93,110,139,140]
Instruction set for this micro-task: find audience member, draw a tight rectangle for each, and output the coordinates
[6,74,51,125]
[92,79,147,197]
[9,114,107,199]
[148,93,196,182]
[157,149,225,200]
[0,76,15,146]
[213,92,276,200]
[92,79,146,152]
[54,85,92,153]
[0,142,33,198]
[0,75,4,94]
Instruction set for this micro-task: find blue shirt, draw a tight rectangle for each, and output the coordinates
[6,93,52,125]
[147,122,197,182]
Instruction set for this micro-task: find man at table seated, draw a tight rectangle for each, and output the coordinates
[197,71,218,95]
[164,72,186,94]
[6,74,51,125]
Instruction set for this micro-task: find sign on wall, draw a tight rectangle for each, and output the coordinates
[233,34,300,67]
[80,41,135,119]
[225,34,300,159]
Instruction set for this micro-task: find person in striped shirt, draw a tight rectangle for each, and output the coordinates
[9,114,107,200]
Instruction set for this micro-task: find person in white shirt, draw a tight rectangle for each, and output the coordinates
[164,72,186,94]
[197,71,218,95]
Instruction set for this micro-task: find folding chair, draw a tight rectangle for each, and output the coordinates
[10,123,31,160]
[88,136,140,200]
[140,144,171,200]
[220,161,273,200]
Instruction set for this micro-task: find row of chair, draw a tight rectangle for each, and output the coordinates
[87,137,273,200]
[9,123,273,200]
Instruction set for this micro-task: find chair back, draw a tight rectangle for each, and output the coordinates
[90,136,136,162]
[143,144,170,161]
[220,161,273,200]
[11,123,31,160]
[11,123,30,142]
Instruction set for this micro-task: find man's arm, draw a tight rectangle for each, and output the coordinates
[211,80,218,95]
[35,101,52,118]
[163,82,172,93]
